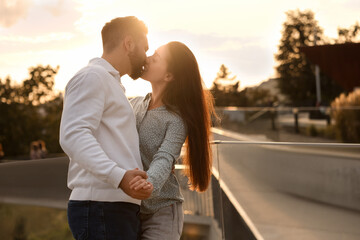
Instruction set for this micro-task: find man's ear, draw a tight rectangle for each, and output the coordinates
[123,36,135,52]
[164,73,174,82]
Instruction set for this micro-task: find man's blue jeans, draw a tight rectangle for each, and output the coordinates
[67,200,140,240]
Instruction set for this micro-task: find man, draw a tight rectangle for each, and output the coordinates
[60,16,153,240]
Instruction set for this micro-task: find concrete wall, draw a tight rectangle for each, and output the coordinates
[254,146,360,211]
[217,142,360,212]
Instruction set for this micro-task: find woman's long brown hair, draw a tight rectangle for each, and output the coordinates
[162,41,215,192]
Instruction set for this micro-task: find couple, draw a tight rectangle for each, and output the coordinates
[60,16,214,240]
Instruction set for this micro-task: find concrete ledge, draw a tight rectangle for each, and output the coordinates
[212,128,360,211]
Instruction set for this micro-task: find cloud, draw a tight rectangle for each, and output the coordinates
[42,0,66,17]
[0,0,81,37]
[0,0,32,27]
[153,29,263,52]
[152,30,275,86]
[345,0,360,9]
[0,32,74,43]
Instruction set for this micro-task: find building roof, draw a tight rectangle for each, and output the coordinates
[299,43,360,91]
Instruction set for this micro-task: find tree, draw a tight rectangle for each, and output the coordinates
[0,65,58,106]
[337,22,360,43]
[275,9,343,106]
[241,87,275,107]
[0,65,63,157]
[216,64,236,81]
[41,94,63,154]
[20,65,59,105]
[331,89,360,142]
[210,64,242,106]
[210,64,276,107]
[0,76,18,104]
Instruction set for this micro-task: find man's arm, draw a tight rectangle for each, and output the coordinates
[60,71,131,189]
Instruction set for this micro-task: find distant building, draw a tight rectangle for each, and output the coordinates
[300,43,360,91]
[254,78,287,103]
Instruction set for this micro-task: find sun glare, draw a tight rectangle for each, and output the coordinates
[1,0,359,97]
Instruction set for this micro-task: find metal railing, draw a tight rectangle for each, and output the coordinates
[174,165,215,218]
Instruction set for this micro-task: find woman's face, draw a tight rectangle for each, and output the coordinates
[141,45,170,83]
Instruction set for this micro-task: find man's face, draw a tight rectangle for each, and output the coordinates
[129,34,149,80]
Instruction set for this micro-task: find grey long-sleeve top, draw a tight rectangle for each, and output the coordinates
[130,93,187,214]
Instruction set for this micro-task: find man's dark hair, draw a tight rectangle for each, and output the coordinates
[101,16,148,53]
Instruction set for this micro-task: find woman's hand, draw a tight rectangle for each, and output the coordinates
[119,169,152,200]
[129,175,153,191]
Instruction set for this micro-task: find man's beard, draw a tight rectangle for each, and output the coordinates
[129,51,145,80]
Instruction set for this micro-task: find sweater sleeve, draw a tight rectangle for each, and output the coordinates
[146,116,187,197]
[59,71,126,189]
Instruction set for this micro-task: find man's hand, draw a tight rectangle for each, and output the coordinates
[119,169,153,200]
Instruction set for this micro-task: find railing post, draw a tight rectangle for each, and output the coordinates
[293,108,299,133]
[326,107,331,126]
[216,143,226,240]
[271,107,276,131]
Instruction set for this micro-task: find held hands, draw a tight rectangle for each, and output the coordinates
[119,169,153,200]
[129,175,153,191]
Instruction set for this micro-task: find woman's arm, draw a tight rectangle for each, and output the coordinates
[132,116,187,197]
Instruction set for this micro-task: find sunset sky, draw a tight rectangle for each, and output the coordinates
[1,0,359,97]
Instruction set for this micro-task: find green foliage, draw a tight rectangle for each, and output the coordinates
[331,89,360,143]
[323,125,336,139]
[0,203,72,240]
[337,22,360,43]
[241,87,275,107]
[40,95,63,154]
[0,65,63,157]
[306,124,318,137]
[210,64,241,106]
[216,64,236,80]
[13,217,27,240]
[0,65,58,105]
[275,9,343,106]
[210,65,274,107]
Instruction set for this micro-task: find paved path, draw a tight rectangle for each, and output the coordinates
[0,157,70,209]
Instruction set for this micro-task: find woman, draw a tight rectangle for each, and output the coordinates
[129,41,214,239]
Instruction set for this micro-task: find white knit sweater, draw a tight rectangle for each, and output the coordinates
[60,58,143,205]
